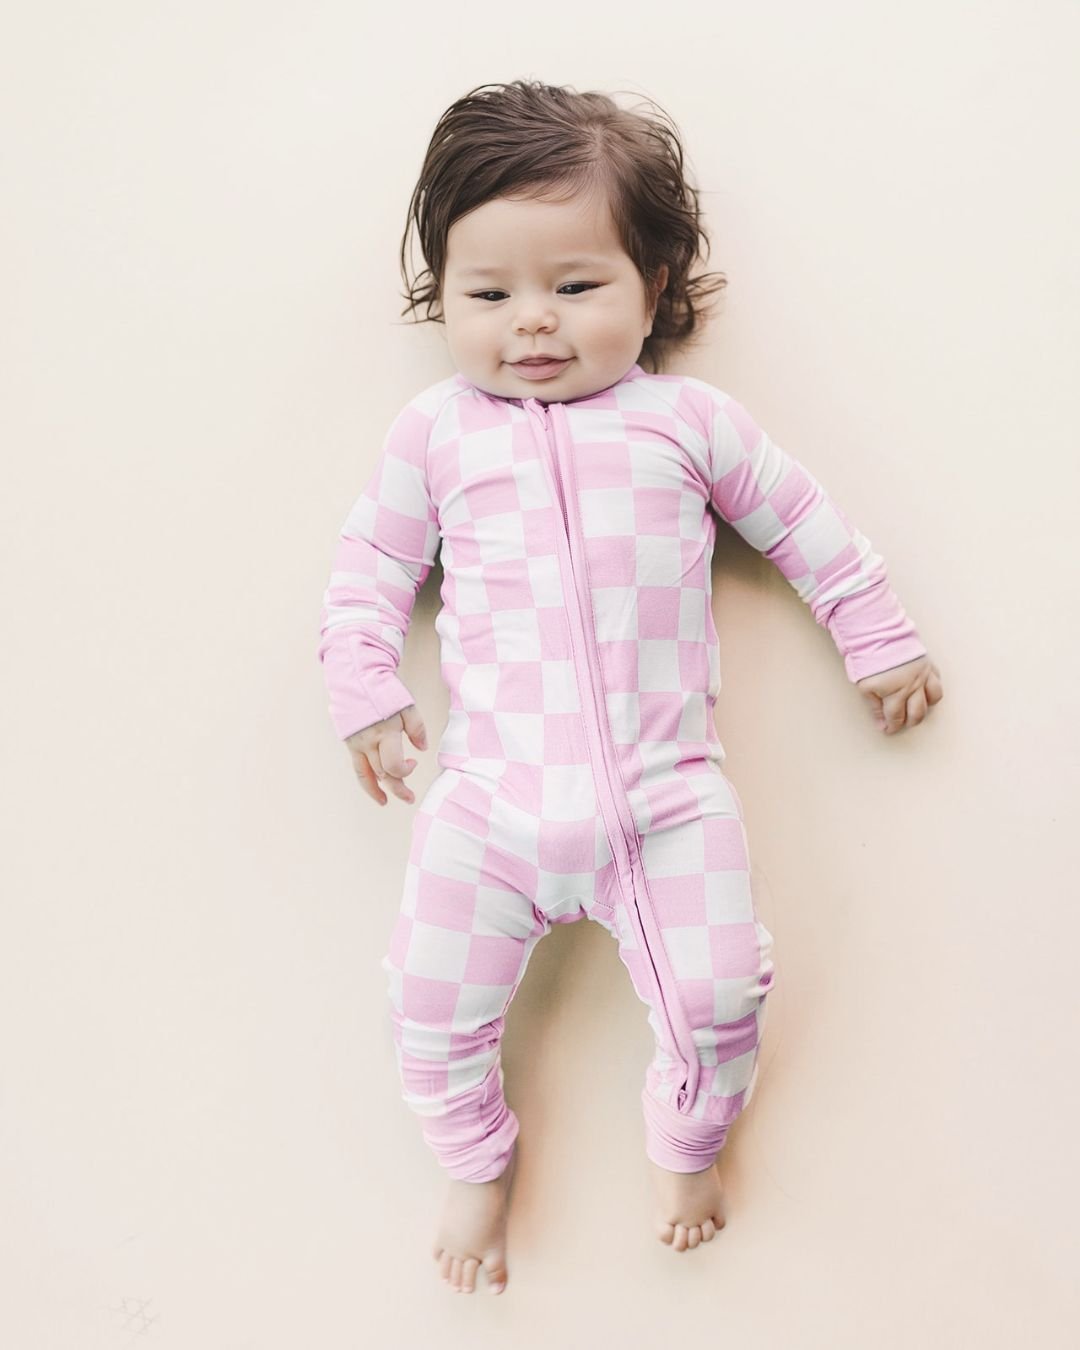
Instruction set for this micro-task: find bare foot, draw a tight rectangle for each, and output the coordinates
[648,1157,727,1251]
[432,1148,518,1295]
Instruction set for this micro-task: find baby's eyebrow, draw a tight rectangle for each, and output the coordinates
[457,257,610,277]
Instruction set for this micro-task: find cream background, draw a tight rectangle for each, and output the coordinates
[3,2,1078,1346]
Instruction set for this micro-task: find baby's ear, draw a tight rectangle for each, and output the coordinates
[646,264,669,327]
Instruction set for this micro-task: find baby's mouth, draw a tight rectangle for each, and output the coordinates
[509,357,572,377]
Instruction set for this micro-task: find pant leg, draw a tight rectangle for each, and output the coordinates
[607,775,776,1172]
[379,774,551,1183]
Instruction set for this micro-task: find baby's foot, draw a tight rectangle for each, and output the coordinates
[648,1157,727,1252]
[432,1149,517,1295]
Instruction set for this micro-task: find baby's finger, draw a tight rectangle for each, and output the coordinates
[351,751,389,806]
[378,736,416,784]
[904,685,928,729]
[881,690,909,734]
[862,689,887,730]
[379,765,418,805]
[377,741,419,805]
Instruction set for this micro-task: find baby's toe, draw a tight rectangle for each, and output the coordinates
[435,1249,451,1283]
[460,1257,480,1293]
[686,1225,701,1249]
[700,1219,717,1242]
[673,1224,689,1252]
[657,1221,675,1245]
[449,1256,463,1291]
[484,1252,508,1295]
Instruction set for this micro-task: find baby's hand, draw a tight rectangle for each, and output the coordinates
[344,704,428,806]
[855,656,944,735]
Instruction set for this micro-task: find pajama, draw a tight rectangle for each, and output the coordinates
[317,363,927,1182]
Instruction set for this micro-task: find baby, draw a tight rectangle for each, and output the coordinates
[317,79,943,1297]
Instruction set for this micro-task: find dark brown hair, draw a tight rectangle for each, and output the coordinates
[396,79,727,373]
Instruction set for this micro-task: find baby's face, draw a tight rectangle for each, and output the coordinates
[441,189,667,403]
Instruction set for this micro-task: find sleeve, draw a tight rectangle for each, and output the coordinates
[316,398,441,741]
[701,387,928,683]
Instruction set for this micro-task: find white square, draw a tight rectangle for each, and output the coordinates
[455,981,512,1029]
[418,818,486,881]
[454,568,495,616]
[641,825,705,877]
[491,710,546,763]
[605,690,640,745]
[475,511,528,562]
[405,920,471,982]
[458,662,500,710]
[638,639,682,691]
[661,924,713,981]
[592,587,638,641]
[580,486,635,537]
[491,608,542,661]
[526,553,566,608]
[459,424,514,478]
[678,587,707,638]
[635,534,684,586]
[541,660,581,715]
[704,870,754,925]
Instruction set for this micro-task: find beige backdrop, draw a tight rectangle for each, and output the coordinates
[4,2,1078,1347]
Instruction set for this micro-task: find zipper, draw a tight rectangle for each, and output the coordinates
[525,397,697,1113]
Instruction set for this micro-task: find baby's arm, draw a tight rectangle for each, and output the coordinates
[698,386,928,683]
[317,397,440,743]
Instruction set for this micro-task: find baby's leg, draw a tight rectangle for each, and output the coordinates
[606,790,776,1249]
[380,789,551,1293]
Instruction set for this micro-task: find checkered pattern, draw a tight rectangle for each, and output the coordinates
[318,364,926,1181]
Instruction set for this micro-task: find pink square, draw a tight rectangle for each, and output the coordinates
[463,712,504,758]
[598,640,640,692]
[536,606,572,660]
[415,876,477,932]
[587,535,636,586]
[710,922,758,978]
[649,874,707,925]
[537,818,595,873]
[678,978,716,1029]
[401,972,459,1026]
[463,934,525,985]
[495,662,541,709]
[702,816,747,870]
[523,507,558,556]
[678,641,710,688]
[638,588,680,638]
[635,486,681,534]
[542,713,589,765]
[458,612,497,662]
[584,443,632,486]
[639,692,684,743]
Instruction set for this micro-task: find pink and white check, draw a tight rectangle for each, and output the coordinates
[318,364,927,1181]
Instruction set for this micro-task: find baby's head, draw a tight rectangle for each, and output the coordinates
[397,79,727,402]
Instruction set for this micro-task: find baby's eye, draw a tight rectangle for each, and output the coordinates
[470,283,599,302]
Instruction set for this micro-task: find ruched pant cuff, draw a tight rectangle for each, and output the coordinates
[641,1085,731,1172]
[419,1062,520,1183]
